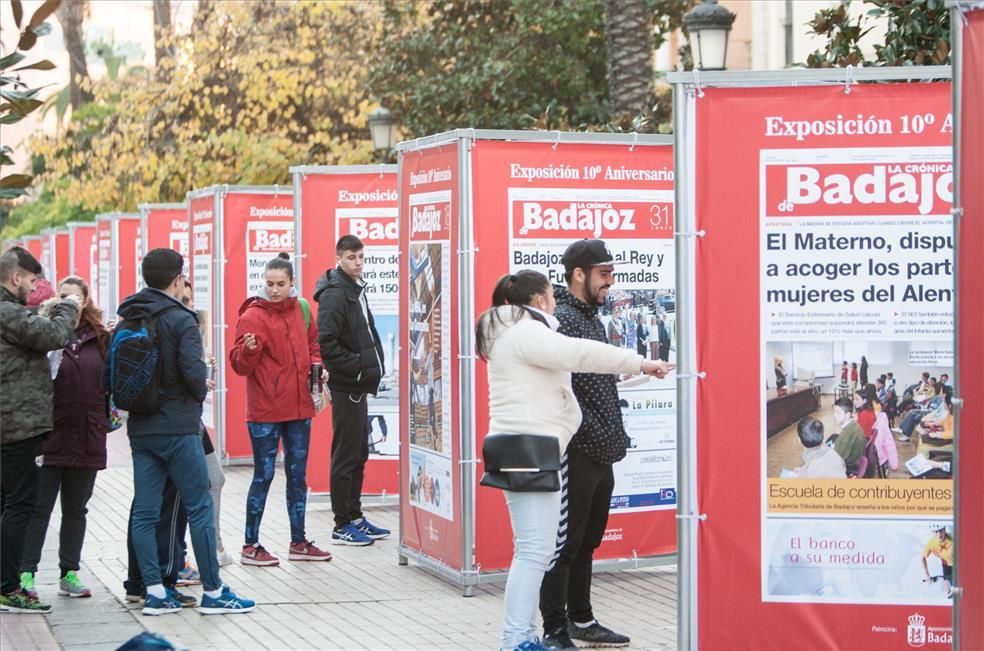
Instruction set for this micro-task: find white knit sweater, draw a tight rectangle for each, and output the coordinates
[480,306,643,454]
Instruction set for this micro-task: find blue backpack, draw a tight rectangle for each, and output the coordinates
[107,306,177,414]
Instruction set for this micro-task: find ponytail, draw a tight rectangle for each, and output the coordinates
[476,270,551,360]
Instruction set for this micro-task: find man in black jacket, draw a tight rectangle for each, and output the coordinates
[314,235,390,546]
[115,249,254,616]
[540,239,670,650]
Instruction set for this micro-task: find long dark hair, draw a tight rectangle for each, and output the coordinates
[59,275,110,356]
[475,270,551,361]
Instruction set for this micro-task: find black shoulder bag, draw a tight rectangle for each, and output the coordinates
[479,433,561,492]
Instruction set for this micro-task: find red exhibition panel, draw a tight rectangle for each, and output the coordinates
[95,218,114,318]
[188,193,218,440]
[54,231,69,283]
[296,170,399,494]
[145,206,188,256]
[695,84,953,650]
[220,191,295,461]
[470,140,677,572]
[399,144,463,570]
[116,216,141,304]
[24,236,42,261]
[40,232,54,278]
[957,6,984,648]
[67,223,96,281]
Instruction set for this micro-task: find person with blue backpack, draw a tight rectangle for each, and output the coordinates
[229,252,331,566]
[108,248,254,616]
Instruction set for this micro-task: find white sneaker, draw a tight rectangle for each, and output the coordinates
[218,550,235,567]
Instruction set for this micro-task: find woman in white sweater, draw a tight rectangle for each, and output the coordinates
[476,270,670,651]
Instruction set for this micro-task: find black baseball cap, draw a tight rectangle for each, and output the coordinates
[561,239,618,272]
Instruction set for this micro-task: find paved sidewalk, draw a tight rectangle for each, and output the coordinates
[4,429,677,650]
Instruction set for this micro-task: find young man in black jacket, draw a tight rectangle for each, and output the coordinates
[314,235,390,546]
[116,249,253,616]
[540,239,671,650]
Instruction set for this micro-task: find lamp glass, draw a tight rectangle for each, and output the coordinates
[695,27,729,70]
[369,119,397,151]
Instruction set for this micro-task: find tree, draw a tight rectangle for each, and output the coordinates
[1,0,60,208]
[369,0,692,137]
[152,0,174,83]
[9,0,381,234]
[605,0,654,118]
[805,0,949,68]
[55,0,91,109]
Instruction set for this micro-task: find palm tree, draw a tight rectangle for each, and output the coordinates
[153,0,175,83]
[56,0,92,109]
[604,0,654,118]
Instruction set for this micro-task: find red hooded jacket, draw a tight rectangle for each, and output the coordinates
[229,296,321,422]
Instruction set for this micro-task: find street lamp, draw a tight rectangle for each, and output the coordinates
[683,0,736,71]
[367,106,398,153]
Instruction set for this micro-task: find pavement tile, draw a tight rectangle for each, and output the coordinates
[20,428,678,650]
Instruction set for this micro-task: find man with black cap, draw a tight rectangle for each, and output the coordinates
[539,239,672,650]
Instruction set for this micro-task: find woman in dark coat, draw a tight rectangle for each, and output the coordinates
[860,355,869,386]
[19,276,110,599]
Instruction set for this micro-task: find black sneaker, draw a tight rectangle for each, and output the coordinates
[542,627,578,651]
[567,621,630,647]
[168,587,197,608]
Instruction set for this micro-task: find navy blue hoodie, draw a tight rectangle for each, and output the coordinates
[113,288,208,436]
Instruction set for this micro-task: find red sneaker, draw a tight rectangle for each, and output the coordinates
[241,543,280,567]
[288,539,333,562]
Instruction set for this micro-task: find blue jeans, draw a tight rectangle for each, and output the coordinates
[245,420,311,545]
[901,409,929,437]
[501,488,562,650]
[130,434,219,592]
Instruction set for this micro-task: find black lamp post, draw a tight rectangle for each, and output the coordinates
[367,106,398,158]
[683,0,736,71]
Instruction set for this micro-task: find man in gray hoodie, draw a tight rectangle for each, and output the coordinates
[0,246,79,613]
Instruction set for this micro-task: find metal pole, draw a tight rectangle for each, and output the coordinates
[397,148,410,567]
[949,5,964,646]
[673,81,698,651]
[784,0,794,67]
[292,171,304,293]
[458,135,477,597]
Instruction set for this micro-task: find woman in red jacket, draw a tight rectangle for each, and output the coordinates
[230,253,330,566]
[20,276,109,600]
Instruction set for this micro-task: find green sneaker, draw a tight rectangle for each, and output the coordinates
[19,571,37,599]
[58,571,92,598]
[0,589,52,614]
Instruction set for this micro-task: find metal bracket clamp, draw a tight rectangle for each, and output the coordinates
[458,354,478,360]
[459,458,480,465]
[676,371,707,380]
[844,64,855,95]
[457,247,480,255]
[952,397,965,408]
[951,207,965,218]
[676,512,708,521]
[629,132,639,152]
[675,230,706,239]
[692,68,705,98]
[552,131,562,150]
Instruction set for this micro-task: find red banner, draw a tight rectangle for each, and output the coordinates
[53,231,69,284]
[399,144,463,569]
[24,235,42,261]
[294,169,399,495]
[695,83,953,650]
[143,205,189,257]
[957,6,984,649]
[67,223,96,286]
[470,140,677,572]
[217,191,295,461]
[117,216,140,304]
